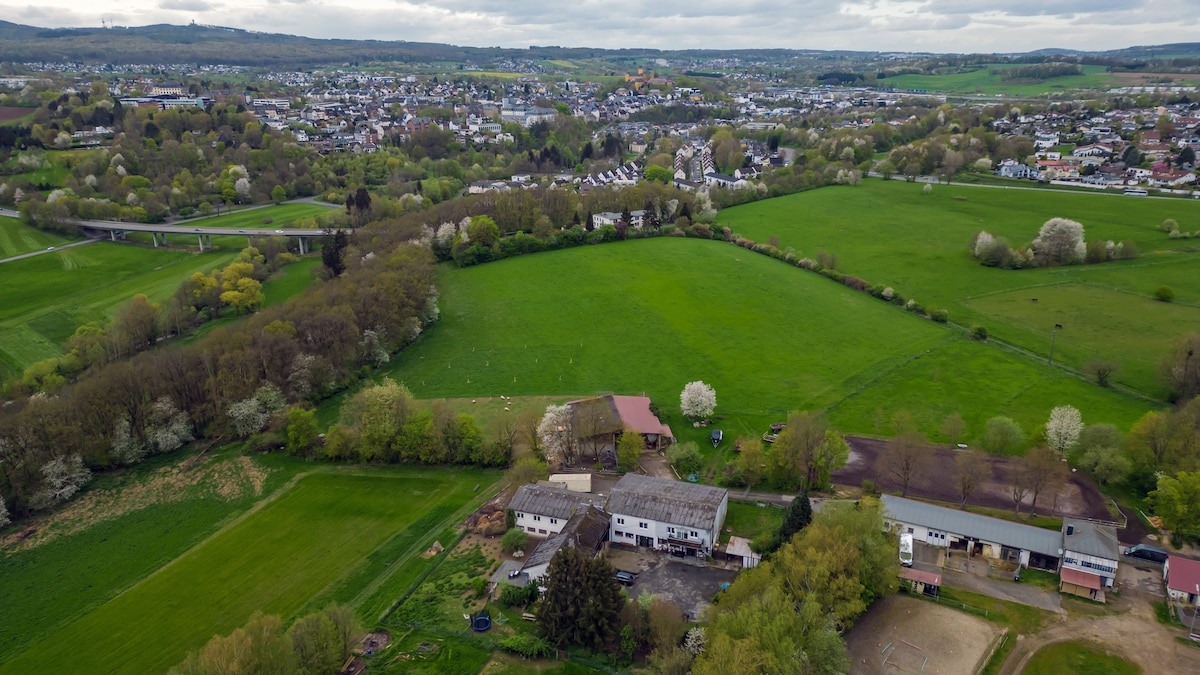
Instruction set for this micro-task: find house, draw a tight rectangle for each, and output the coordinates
[509,484,587,537]
[1059,520,1120,602]
[996,159,1040,180]
[703,172,749,189]
[726,535,762,569]
[567,394,675,463]
[881,495,1062,571]
[734,166,762,180]
[1165,555,1200,607]
[520,505,611,583]
[607,474,728,557]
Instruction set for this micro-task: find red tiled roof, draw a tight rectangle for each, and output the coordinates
[1167,555,1200,594]
[611,395,673,439]
[898,567,941,587]
[1061,567,1102,590]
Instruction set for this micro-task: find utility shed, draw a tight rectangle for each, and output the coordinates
[547,473,592,493]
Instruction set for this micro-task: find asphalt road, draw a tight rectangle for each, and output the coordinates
[0,237,99,265]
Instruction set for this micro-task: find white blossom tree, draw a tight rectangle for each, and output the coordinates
[227,383,287,437]
[0,495,10,528]
[538,404,575,466]
[144,397,194,454]
[1046,405,1083,454]
[30,454,92,508]
[1032,218,1086,265]
[680,381,717,419]
[111,417,146,464]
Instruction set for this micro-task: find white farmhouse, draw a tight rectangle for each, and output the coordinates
[509,484,586,537]
[607,474,728,558]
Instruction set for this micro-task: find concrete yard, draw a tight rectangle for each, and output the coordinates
[607,548,738,621]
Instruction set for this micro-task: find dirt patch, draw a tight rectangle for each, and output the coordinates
[358,630,391,655]
[1,455,272,553]
[420,540,445,559]
[835,436,1112,522]
[845,593,1000,675]
[0,106,33,122]
[463,489,509,537]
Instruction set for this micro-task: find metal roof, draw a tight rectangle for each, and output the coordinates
[1063,520,1120,561]
[607,474,727,531]
[881,495,1063,558]
[521,505,610,572]
[1166,555,1200,595]
[1061,567,1102,590]
[509,484,585,521]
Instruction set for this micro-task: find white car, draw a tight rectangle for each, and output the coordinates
[899,533,914,567]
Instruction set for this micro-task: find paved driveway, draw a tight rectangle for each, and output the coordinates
[922,562,1064,614]
[610,551,738,621]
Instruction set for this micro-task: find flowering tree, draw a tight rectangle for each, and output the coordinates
[680,381,717,419]
[30,454,92,509]
[538,404,575,466]
[1046,405,1083,454]
[1032,218,1086,265]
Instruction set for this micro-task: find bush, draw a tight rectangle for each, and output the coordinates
[499,634,553,658]
[1155,286,1175,303]
[861,479,880,496]
[262,217,273,225]
[472,576,488,597]
[969,325,988,341]
[500,582,539,607]
[930,309,949,323]
[501,527,528,554]
[666,441,703,475]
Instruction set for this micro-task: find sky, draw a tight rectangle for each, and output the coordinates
[3,0,1199,54]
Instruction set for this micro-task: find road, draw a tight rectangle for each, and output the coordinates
[0,237,100,265]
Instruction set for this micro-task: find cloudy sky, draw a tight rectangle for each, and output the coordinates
[3,0,1199,53]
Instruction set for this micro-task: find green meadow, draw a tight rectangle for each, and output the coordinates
[0,464,497,674]
[882,63,1113,96]
[0,215,77,257]
[179,201,336,229]
[381,236,1151,445]
[721,180,1200,398]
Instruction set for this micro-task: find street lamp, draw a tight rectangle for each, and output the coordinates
[1048,323,1064,365]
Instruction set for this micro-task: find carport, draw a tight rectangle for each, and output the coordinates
[1060,566,1104,602]
[899,567,942,599]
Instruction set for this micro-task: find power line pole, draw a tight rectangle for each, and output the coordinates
[1048,323,1063,365]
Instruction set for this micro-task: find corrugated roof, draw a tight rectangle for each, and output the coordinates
[1061,567,1102,590]
[509,484,585,521]
[1167,556,1200,595]
[898,567,942,587]
[521,505,610,572]
[881,495,1062,557]
[607,474,727,531]
[610,396,674,438]
[1063,520,1120,561]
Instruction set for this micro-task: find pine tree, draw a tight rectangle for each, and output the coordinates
[537,547,622,651]
[777,490,813,547]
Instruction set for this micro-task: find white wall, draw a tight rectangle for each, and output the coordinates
[513,511,567,538]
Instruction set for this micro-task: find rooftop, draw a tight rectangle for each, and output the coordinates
[1063,520,1120,561]
[881,495,1063,558]
[1167,555,1200,595]
[607,474,727,531]
[509,484,586,521]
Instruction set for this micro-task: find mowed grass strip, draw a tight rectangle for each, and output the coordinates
[721,180,1200,396]
[0,470,485,674]
[0,216,76,258]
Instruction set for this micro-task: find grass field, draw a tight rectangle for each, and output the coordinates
[379,236,1151,447]
[883,64,1113,96]
[176,201,336,229]
[0,464,498,674]
[0,216,77,257]
[1023,640,1139,675]
[721,180,1200,398]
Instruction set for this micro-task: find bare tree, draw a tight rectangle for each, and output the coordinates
[887,431,932,498]
[942,413,966,446]
[516,408,543,458]
[771,411,829,490]
[1008,463,1033,516]
[572,400,613,460]
[955,450,989,509]
[1025,445,1067,512]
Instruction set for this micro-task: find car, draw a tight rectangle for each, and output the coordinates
[194,228,202,232]
[507,568,522,579]
[238,229,246,233]
[613,570,635,586]
[275,229,284,234]
[1123,544,1168,564]
[46,246,55,251]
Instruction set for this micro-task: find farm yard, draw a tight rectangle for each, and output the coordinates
[721,179,1200,399]
[843,594,1000,675]
[382,236,1153,447]
[0,461,499,674]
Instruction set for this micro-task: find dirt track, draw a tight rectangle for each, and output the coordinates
[834,436,1113,522]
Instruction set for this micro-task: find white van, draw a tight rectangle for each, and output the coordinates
[899,533,914,567]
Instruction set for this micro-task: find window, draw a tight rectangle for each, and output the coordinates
[538,529,547,534]
[533,515,542,522]
[667,527,676,535]
[690,531,698,538]
[617,518,625,525]
[907,527,914,534]
[516,512,525,519]
[625,532,634,539]
[550,518,557,525]
[639,521,649,530]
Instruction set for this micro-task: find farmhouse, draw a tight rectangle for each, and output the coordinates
[1164,555,1200,607]
[607,474,728,557]
[1059,520,1120,602]
[509,484,588,537]
[568,394,675,464]
[881,495,1062,571]
[520,505,611,583]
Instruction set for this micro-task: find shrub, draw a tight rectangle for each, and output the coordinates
[500,582,539,607]
[472,576,488,597]
[262,217,273,225]
[667,441,704,475]
[1161,218,1179,232]
[499,634,554,658]
[501,527,528,553]
[861,478,880,496]
[969,325,988,341]
[930,309,949,323]
[1155,286,1175,303]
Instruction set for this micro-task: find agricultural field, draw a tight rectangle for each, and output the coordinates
[721,179,1200,398]
[0,215,76,257]
[0,461,499,674]
[381,236,1151,447]
[882,63,1114,96]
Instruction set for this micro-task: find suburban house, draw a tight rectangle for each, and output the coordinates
[509,484,588,537]
[567,394,675,465]
[881,495,1063,572]
[607,474,728,557]
[1165,555,1200,607]
[995,159,1041,180]
[1059,520,1120,602]
[520,504,611,583]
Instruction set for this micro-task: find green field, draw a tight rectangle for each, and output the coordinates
[379,237,1151,446]
[0,464,497,674]
[882,64,1114,96]
[177,201,336,230]
[721,180,1200,398]
[0,216,77,257]
[1022,640,1139,675]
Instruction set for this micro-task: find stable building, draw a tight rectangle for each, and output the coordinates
[607,474,728,558]
[1059,520,1120,602]
[881,495,1062,571]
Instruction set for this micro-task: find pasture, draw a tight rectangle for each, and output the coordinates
[0,215,76,257]
[882,63,1113,96]
[381,237,1151,447]
[0,465,498,674]
[177,201,337,229]
[721,180,1200,398]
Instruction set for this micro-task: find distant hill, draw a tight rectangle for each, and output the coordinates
[0,21,1198,68]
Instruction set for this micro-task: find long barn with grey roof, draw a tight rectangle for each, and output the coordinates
[509,484,588,538]
[607,474,728,557]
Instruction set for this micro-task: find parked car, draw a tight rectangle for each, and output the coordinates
[613,570,635,586]
[899,533,914,567]
[1123,544,1168,564]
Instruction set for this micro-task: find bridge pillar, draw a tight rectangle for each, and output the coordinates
[151,232,159,248]
[198,235,205,252]
[298,236,307,255]
[110,230,117,242]
[205,235,212,249]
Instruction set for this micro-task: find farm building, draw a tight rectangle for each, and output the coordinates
[1059,520,1120,602]
[881,495,1062,571]
[898,567,942,597]
[567,394,675,464]
[725,535,762,569]
[520,505,611,583]
[1165,555,1200,607]
[544,473,592,493]
[608,474,728,558]
[509,484,589,537]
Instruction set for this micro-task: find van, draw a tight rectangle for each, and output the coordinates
[1123,544,1168,564]
[899,533,914,567]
